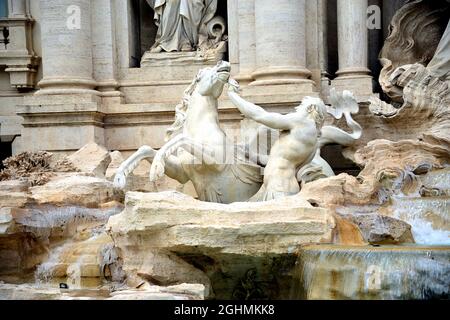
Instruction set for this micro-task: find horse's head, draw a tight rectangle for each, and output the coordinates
[196,60,231,99]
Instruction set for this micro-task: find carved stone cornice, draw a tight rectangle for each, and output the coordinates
[0,16,39,90]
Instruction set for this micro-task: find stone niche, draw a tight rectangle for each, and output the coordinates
[131,0,229,67]
[121,0,229,105]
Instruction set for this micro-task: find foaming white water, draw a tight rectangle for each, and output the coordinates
[34,241,73,285]
[391,196,450,245]
[405,216,450,245]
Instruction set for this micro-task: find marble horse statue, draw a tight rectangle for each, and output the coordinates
[114,61,263,204]
[114,61,363,203]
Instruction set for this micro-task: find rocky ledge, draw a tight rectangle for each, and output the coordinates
[107,191,336,299]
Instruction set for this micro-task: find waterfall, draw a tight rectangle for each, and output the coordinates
[34,241,74,285]
[291,245,450,300]
[391,196,450,245]
[31,205,122,287]
[16,205,122,240]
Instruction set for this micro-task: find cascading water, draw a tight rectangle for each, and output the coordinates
[389,168,449,245]
[35,241,74,285]
[30,205,122,287]
[16,205,122,240]
[391,196,449,245]
[290,245,450,300]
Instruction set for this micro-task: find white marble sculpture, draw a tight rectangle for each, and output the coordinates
[114,62,362,203]
[114,61,262,204]
[146,0,223,53]
[228,82,362,201]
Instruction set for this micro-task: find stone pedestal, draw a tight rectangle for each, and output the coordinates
[18,94,106,152]
[140,49,226,68]
[332,0,373,96]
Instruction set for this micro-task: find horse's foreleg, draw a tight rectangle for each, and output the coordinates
[144,155,189,184]
[114,145,156,188]
[150,136,217,181]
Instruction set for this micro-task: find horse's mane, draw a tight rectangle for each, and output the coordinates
[165,76,198,141]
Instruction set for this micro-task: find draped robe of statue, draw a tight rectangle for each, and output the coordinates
[146,0,218,52]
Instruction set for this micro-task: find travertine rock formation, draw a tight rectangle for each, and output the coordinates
[377,0,449,104]
[108,191,335,255]
[67,142,112,178]
[30,174,123,208]
[0,146,124,281]
[343,213,414,244]
[107,190,335,298]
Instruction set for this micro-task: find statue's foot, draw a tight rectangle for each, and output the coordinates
[149,159,165,182]
[181,44,193,52]
[150,46,163,53]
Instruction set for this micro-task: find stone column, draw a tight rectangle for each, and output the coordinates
[305,0,329,95]
[333,0,372,95]
[19,0,105,153]
[37,0,97,95]
[318,0,329,82]
[227,0,239,77]
[250,0,313,87]
[91,0,122,101]
[235,0,256,84]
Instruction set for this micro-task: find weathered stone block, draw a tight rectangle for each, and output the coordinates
[67,143,111,177]
[108,191,336,255]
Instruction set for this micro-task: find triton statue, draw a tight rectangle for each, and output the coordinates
[114,61,362,203]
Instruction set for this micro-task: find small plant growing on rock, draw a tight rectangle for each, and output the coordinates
[0,151,78,186]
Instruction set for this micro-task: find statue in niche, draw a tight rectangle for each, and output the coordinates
[228,81,362,201]
[114,61,362,203]
[145,0,227,59]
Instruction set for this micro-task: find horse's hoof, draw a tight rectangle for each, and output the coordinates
[149,162,165,182]
[113,172,127,189]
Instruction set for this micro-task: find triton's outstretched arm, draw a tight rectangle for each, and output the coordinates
[228,89,293,130]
